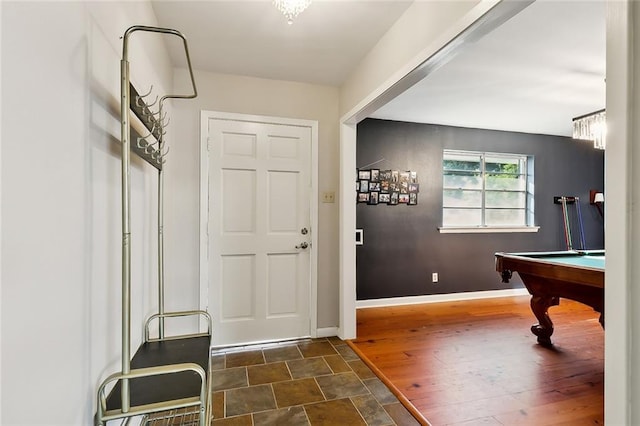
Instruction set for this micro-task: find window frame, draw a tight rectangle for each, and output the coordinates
[439,149,539,234]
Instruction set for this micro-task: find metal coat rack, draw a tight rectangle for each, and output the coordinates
[96,25,211,426]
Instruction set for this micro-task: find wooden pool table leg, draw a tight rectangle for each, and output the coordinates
[530,295,559,346]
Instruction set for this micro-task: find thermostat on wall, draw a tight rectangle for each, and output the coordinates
[356,229,363,245]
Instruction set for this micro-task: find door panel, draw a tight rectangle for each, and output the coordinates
[222,169,255,233]
[207,117,311,346]
[267,253,298,316]
[220,255,255,320]
[268,171,298,232]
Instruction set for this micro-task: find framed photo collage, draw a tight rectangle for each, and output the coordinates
[357,169,419,205]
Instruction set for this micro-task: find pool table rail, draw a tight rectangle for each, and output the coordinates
[496,252,604,288]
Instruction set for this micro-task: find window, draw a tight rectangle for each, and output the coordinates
[442,150,534,229]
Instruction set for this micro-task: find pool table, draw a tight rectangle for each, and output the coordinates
[495,250,604,346]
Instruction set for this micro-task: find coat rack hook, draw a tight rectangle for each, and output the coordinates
[136,93,158,109]
[136,137,150,149]
[147,109,166,120]
[147,95,159,108]
[145,140,159,154]
[139,85,153,98]
[139,99,160,119]
[153,127,167,141]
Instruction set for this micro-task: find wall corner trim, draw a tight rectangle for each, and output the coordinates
[316,327,340,338]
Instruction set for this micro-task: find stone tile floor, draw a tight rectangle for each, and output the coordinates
[209,337,421,425]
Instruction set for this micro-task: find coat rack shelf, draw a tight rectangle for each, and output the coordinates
[95,25,210,426]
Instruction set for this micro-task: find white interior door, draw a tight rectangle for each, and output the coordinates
[205,114,313,346]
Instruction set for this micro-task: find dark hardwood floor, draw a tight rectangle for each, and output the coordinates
[349,295,604,426]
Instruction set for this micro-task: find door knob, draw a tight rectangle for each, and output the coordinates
[296,242,309,249]
[301,228,309,235]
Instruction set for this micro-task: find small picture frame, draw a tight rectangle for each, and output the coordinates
[408,193,418,205]
[391,170,399,183]
[368,191,380,205]
[370,182,381,192]
[358,192,370,203]
[379,193,391,204]
[398,193,410,204]
[408,183,419,193]
[358,170,371,180]
[359,180,369,193]
[356,180,360,192]
[370,169,380,182]
[389,192,399,205]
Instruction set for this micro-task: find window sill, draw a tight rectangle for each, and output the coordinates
[438,226,540,234]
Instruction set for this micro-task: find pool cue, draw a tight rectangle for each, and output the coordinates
[575,196,587,250]
[561,197,573,250]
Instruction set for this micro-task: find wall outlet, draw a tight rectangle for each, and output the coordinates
[432,272,439,283]
[322,191,335,203]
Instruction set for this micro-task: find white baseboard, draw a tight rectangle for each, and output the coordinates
[316,327,339,338]
[356,288,529,309]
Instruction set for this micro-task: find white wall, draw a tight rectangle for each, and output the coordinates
[168,70,340,328]
[1,2,173,424]
[605,1,637,422]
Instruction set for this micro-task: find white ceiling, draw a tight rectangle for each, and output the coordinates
[151,0,606,137]
[151,0,413,86]
[371,0,606,137]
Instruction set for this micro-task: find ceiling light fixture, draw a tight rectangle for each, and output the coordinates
[572,109,606,150]
[273,0,311,25]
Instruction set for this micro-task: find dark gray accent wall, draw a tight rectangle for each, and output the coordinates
[356,118,605,300]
